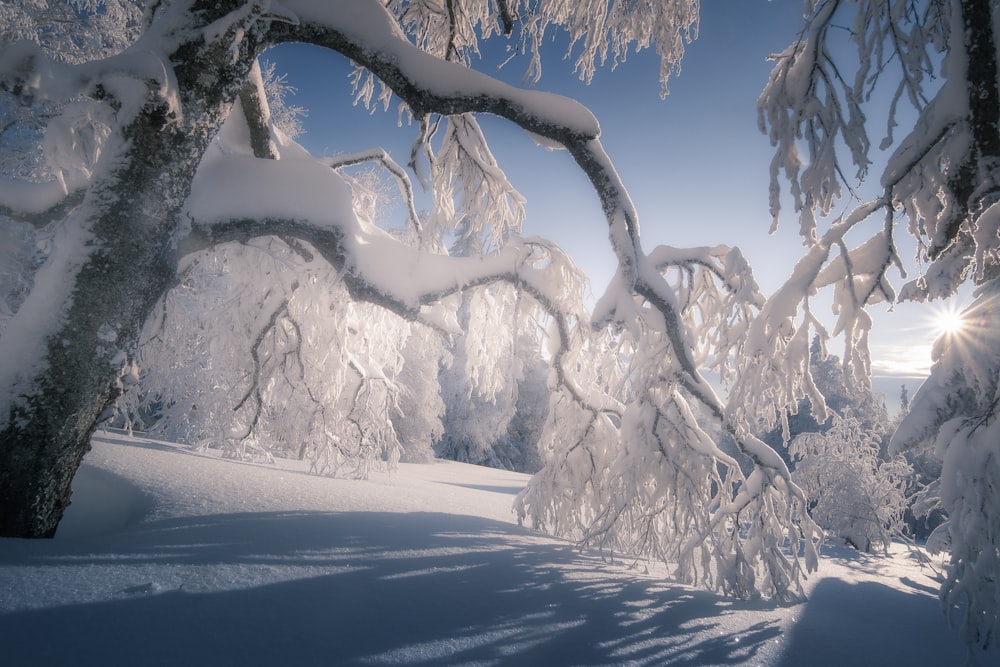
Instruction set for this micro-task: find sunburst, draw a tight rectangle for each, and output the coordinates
[933,305,967,337]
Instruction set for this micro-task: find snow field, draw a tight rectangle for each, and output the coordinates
[0,432,993,666]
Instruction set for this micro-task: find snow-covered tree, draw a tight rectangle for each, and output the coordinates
[891,279,1000,650]
[791,412,913,553]
[756,0,999,649]
[391,322,445,464]
[128,238,418,475]
[0,0,819,605]
[436,284,550,472]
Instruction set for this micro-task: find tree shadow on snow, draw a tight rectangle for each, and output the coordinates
[0,509,783,666]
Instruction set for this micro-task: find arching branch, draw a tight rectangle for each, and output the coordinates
[266,1,641,282]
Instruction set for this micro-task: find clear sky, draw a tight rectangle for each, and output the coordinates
[264,0,970,412]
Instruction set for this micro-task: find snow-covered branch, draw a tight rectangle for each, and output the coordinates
[321,149,422,235]
[761,0,1000,299]
[268,0,643,282]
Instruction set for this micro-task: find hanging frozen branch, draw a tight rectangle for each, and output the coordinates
[270,1,643,284]
[429,113,527,255]
[760,0,1000,298]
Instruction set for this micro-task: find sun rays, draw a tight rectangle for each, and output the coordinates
[929,301,968,339]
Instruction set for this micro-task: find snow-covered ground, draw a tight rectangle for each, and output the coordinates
[0,432,993,666]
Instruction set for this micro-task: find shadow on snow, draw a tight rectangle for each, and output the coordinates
[1,506,782,666]
[778,577,981,667]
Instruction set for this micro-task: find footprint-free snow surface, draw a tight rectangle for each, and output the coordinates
[0,432,993,666]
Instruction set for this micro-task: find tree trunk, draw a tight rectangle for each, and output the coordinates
[0,165,180,536]
[935,0,1000,258]
[0,0,260,537]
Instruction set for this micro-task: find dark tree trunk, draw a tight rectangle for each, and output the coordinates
[0,0,261,537]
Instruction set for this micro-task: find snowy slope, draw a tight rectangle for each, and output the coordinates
[0,433,990,666]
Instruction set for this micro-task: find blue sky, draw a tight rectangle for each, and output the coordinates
[264,1,966,410]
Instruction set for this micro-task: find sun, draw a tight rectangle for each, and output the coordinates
[931,302,967,338]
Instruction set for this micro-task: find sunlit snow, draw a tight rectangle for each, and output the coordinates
[1,432,992,666]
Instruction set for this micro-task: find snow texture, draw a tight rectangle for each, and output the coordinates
[1,432,992,667]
